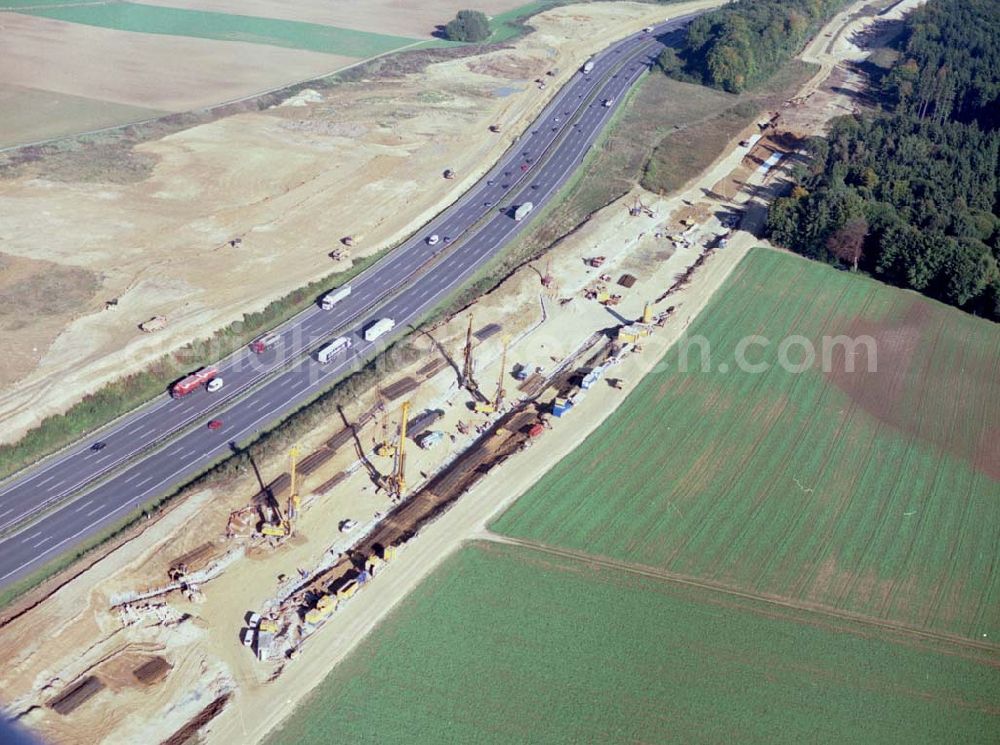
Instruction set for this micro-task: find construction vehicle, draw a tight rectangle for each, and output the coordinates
[514,202,534,221]
[388,401,410,498]
[320,285,351,310]
[474,338,508,414]
[540,258,554,288]
[374,387,396,457]
[364,318,395,342]
[171,367,218,398]
[261,447,299,538]
[461,316,479,396]
[642,302,653,324]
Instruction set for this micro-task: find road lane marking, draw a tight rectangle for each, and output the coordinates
[86,505,105,517]
[74,499,94,512]
[136,476,154,488]
[0,508,12,520]
[36,475,55,487]
[33,536,53,548]
[0,32,666,583]
[21,531,42,543]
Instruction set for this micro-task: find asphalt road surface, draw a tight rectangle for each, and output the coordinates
[0,16,697,587]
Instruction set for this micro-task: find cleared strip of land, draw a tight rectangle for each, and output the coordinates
[267,541,1000,745]
[493,248,1000,641]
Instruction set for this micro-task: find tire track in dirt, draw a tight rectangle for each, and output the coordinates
[482,532,1000,661]
[695,263,843,581]
[656,260,811,572]
[835,308,947,618]
[883,320,973,628]
[751,281,878,597]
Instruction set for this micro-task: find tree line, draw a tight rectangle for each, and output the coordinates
[766,0,1000,319]
[658,0,850,92]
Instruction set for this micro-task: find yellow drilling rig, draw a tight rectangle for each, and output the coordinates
[474,337,508,415]
[388,400,410,498]
[260,446,299,538]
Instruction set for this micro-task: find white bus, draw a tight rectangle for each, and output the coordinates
[316,336,352,363]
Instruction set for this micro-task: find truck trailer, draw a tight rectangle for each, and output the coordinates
[320,285,352,310]
[316,337,352,363]
[364,318,395,341]
[514,202,534,221]
[171,367,219,397]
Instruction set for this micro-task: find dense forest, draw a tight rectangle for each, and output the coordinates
[766,0,1000,319]
[658,0,850,92]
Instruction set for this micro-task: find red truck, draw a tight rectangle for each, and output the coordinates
[251,333,280,354]
[171,367,218,398]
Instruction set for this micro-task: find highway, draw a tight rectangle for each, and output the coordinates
[0,15,696,587]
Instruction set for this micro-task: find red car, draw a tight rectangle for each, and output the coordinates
[207,419,223,430]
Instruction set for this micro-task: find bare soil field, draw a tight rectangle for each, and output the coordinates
[0,83,167,148]
[0,3,911,743]
[0,13,357,143]
[0,0,720,444]
[130,0,531,38]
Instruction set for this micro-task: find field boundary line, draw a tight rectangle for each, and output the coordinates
[482,532,1000,660]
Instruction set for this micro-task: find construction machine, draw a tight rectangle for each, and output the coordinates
[374,386,396,457]
[540,258,554,288]
[260,446,299,538]
[461,316,489,403]
[388,401,410,498]
[642,301,653,324]
[474,338,508,414]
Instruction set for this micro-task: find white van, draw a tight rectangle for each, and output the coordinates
[316,337,352,363]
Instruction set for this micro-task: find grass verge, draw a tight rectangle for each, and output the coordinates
[0,250,388,482]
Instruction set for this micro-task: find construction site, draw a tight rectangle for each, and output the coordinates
[0,0,924,741]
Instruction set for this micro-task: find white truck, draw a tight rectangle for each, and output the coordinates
[364,318,395,341]
[514,202,534,221]
[582,59,594,74]
[316,336,352,363]
[320,285,352,310]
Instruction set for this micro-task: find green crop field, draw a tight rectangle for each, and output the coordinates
[267,541,999,745]
[15,2,427,58]
[494,247,1000,641]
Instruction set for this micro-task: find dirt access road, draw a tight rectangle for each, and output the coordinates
[0,1,896,742]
